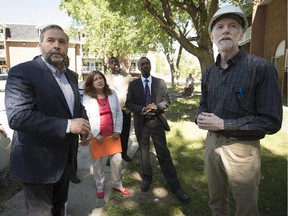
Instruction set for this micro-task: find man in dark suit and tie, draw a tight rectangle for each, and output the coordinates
[125,57,190,203]
[5,24,91,215]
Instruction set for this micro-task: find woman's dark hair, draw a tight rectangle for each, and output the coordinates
[84,70,112,98]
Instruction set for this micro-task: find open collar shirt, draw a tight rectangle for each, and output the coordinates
[42,57,75,116]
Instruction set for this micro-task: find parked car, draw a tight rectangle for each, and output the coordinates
[0,74,8,92]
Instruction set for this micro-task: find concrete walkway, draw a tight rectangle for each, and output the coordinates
[0,130,139,216]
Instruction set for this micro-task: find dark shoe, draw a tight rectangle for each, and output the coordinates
[70,175,81,184]
[176,189,191,204]
[141,179,151,192]
[106,159,110,166]
[122,155,132,162]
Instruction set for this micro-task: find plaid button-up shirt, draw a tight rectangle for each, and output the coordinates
[197,48,282,140]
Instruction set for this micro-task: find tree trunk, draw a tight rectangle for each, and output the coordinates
[197,53,215,74]
[163,47,176,86]
[176,45,183,69]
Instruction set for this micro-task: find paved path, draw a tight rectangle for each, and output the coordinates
[0,129,139,216]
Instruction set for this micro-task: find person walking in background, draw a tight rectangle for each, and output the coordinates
[5,24,91,216]
[196,5,282,216]
[106,57,133,163]
[125,57,190,204]
[82,70,130,199]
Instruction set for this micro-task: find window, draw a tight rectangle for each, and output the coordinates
[95,62,102,71]
[130,62,136,72]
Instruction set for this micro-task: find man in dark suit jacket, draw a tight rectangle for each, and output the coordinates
[125,57,190,203]
[64,56,81,184]
[5,25,91,215]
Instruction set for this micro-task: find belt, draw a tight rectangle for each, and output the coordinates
[145,112,156,116]
[209,131,260,141]
[144,113,157,119]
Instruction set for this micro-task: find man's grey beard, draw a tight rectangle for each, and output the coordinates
[44,53,65,69]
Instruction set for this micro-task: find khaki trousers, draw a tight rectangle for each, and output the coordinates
[205,132,261,216]
[92,152,124,192]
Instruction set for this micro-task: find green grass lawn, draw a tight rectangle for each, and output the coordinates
[102,83,287,216]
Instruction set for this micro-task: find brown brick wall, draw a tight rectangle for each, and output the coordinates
[250,5,266,57]
[264,0,287,60]
[251,0,287,60]
[251,0,287,96]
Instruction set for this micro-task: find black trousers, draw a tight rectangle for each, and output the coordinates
[23,162,71,216]
[121,110,131,156]
[71,146,78,177]
[137,116,181,193]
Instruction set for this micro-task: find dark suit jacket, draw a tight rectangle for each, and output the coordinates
[5,57,87,184]
[126,76,170,138]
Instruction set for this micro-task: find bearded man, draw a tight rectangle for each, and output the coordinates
[5,24,91,216]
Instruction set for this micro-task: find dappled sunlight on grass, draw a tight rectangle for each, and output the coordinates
[167,83,201,122]
[186,142,205,150]
[103,87,287,216]
[129,171,142,182]
[152,187,169,198]
[258,144,287,215]
[261,131,287,156]
[118,200,139,210]
[261,106,288,157]
[167,121,207,141]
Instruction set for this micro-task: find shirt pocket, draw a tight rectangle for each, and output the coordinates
[223,86,250,116]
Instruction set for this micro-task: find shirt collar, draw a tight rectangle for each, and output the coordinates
[215,47,245,68]
[41,56,67,75]
[141,75,152,83]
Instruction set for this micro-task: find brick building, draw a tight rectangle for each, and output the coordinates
[0,23,104,78]
[240,0,287,98]
[0,23,146,80]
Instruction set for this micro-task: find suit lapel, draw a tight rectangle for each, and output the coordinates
[137,78,146,103]
[151,77,157,103]
[35,58,72,116]
[65,71,79,117]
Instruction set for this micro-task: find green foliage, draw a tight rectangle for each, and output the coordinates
[177,50,201,78]
[221,0,254,16]
[60,0,254,75]
[60,0,152,57]
[155,53,169,74]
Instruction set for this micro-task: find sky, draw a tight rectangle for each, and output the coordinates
[0,0,73,27]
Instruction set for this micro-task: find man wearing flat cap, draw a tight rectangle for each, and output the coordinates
[196,5,282,216]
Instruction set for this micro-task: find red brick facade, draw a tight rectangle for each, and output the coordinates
[250,0,287,97]
[263,0,286,60]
